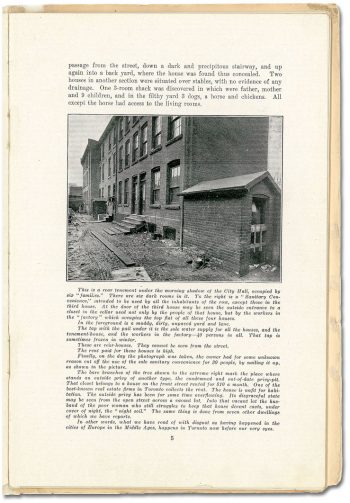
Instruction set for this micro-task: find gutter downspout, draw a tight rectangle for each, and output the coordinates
[180,196,184,250]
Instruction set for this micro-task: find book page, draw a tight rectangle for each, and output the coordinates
[3,4,341,493]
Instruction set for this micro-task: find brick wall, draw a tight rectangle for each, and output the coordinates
[183,193,248,275]
[183,178,281,275]
[115,116,186,239]
[186,117,270,188]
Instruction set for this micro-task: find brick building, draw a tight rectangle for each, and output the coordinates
[81,139,100,214]
[97,117,118,203]
[114,115,187,238]
[80,115,281,275]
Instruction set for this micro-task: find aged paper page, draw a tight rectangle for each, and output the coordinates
[4,4,341,494]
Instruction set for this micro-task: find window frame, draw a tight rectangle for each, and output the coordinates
[118,145,123,172]
[152,116,162,149]
[140,122,148,157]
[167,160,181,205]
[118,180,123,204]
[167,116,181,141]
[132,131,139,162]
[125,139,131,168]
[124,178,129,205]
[113,152,117,175]
[151,167,161,205]
[119,118,124,139]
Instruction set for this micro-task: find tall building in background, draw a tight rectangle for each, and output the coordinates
[267,116,283,187]
[81,139,100,214]
[97,117,118,203]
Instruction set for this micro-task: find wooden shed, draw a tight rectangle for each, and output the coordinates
[180,171,281,276]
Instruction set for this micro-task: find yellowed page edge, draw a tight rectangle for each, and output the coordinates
[3,3,342,495]
[2,3,341,14]
[326,2,342,489]
[2,9,10,496]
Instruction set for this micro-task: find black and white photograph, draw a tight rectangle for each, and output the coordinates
[67,115,282,282]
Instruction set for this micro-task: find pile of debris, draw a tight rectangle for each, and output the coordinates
[183,248,210,271]
[249,263,277,272]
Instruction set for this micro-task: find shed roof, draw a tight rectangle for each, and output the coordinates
[179,170,280,196]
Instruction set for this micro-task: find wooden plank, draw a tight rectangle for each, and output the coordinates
[90,230,135,266]
[103,228,118,235]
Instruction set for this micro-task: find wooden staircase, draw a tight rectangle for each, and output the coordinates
[112,214,146,234]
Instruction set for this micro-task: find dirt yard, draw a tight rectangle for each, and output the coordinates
[67,215,280,282]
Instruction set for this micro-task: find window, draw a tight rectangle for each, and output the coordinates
[168,116,181,140]
[167,160,181,204]
[108,158,111,178]
[113,183,116,196]
[101,187,104,198]
[118,181,122,204]
[124,179,129,205]
[101,165,104,182]
[108,185,111,198]
[151,167,161,204]
[125,116,131,132]
[140,123,148,157]
[108,132,112,150]
[152,116,162,148]
[100,143,104,159]
[119,118,124,139]
[125,140,131,167]
[118,145,123,172]
[132,131,139,162]
[113,152,116,175]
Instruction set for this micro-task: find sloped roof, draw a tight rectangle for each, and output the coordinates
[179,170,280,196]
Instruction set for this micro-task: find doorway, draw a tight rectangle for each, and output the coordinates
[250,196,268,263]
[139,173,146,215]
[131,176,137,214]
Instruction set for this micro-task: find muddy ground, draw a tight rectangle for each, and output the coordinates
[67,215,280,282]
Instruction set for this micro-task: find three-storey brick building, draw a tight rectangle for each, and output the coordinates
[81,115,281,275]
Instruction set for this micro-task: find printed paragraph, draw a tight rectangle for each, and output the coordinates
[66,287,281,433]
[67,61,284,107]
